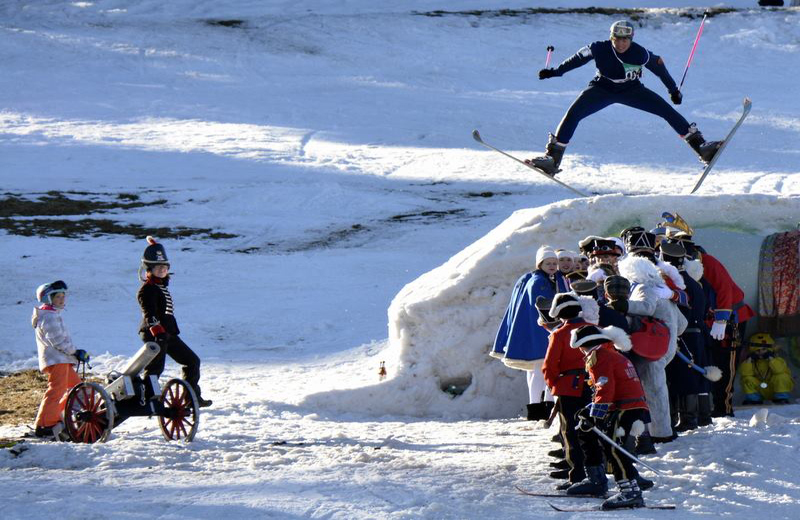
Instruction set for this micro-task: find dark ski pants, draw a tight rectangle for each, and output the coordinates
[554,84,691,144]
[578,408,646,482]
[708,322,747,417]
[557,392,592,482]
[141,333,202,395]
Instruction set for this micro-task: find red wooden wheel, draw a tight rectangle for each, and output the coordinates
[64,382,115,443]
[158,378,199,442]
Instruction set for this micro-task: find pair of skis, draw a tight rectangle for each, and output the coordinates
[473,97,751,196]
[515,486,676,511]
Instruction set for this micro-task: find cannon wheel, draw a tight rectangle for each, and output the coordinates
[64,382,115,443]
[158,378,199,442]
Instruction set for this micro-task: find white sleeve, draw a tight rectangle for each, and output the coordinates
[40,313,76,355]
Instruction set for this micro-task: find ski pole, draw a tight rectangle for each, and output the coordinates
[678,11,708,91]
[545,45,554,68]
[675,349,721,381]
[588,425,663,476]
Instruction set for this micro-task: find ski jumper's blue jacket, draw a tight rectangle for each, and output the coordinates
[548,40,691,142]
[552,40,679,94]
[492,269,568,369]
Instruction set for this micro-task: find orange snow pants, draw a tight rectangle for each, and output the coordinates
[34,363,81,428]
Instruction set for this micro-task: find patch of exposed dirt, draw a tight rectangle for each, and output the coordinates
[414,7,735,19]
[205,19,246,28]
[0,191,237,240]
[0,370,46,426]
[0,370,104,427]
[1,218,237,240]
[0,191,165,217]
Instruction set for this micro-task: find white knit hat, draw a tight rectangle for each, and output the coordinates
[535,246,558,268]
[556,249,576,259]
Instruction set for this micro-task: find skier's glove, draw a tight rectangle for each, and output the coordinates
[74,349,90,363]
[539,68,558,80]
[608,299,629,314]
[710,321,727,341]
[670,90,683,105]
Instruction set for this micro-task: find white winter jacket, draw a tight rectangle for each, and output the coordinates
[32,305,77,371]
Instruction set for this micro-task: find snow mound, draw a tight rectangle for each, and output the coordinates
[304,194,800,418]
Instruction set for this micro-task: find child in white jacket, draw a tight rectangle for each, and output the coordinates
[31,280,88,439]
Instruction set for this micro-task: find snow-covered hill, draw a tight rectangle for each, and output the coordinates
[1,1,799,518]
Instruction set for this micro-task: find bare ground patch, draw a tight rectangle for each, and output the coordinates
[0,191,237,240]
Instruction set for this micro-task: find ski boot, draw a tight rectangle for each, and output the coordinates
[602,479,644,510]
[525,133,566,176]
[629,466,654,491]
[684,124,723,164]
[566,465,608,496]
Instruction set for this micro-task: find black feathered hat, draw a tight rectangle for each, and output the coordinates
[623,229,657,253]
[142,236,169,268]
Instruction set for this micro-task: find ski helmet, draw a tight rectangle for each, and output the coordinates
[748,333,775,349]
[610,20,635,40]
[36,280,68,304]
[141,236,169,269]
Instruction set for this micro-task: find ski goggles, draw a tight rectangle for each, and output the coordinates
[611,26,634,38]
[50,280,68,292]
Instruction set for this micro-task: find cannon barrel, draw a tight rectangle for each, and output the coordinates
[120,342,161,376]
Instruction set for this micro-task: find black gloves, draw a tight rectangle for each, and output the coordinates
[539,68,558,80]
[670,90,683,105]
[74,349,90,363]
[608,299,629,314]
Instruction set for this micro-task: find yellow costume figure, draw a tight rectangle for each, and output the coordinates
[739,333,794,404]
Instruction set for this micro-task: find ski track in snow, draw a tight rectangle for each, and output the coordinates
[1,1,799,518]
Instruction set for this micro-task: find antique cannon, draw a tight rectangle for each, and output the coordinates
[62,342,199,443]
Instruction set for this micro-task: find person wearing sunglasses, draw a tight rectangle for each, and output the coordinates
[527,20,723,176]
[31,280,89,439]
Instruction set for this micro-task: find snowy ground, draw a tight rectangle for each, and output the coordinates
[1,1,799,518]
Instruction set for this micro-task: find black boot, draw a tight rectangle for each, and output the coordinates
[635,433,657,455]
[549,469,570,480]
[525,133,566,176]
[548,448,566,458]
[566,465,608,496]
[698,393,713,426]
[526,402,548,421]
[676,394,699,432]
[550,459,570,470]
[684,124,722,164]
[602,479,644,509]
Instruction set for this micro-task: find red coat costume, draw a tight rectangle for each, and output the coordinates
[585,343,648,411]
[543,319,590,397]
[701,253,755,323]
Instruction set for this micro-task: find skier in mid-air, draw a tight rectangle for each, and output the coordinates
[527,20,723,176]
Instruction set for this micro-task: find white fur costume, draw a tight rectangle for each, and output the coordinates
[617,255,688,438]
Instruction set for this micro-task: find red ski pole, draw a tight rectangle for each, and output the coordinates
[545,45,554,67]
[678,11,708,91]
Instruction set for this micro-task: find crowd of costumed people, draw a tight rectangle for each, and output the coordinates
[490,211,795,509]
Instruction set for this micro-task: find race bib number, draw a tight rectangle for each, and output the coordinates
[622,62,643,81]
